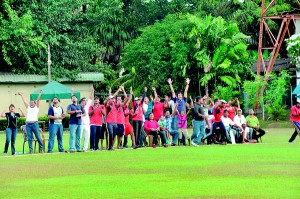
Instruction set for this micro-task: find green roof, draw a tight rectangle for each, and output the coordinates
[0,72,104,83]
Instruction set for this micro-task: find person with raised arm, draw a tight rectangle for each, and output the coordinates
[1,105,25,156]
[164,103,180,146]
[47,97,66,153]
[18,90,44,154]
[67,93,86,152]
[115,86,131,149]
[105,87,121,150]
[123,87,138,149]
[89,93,106,151]
[168,78,190,114]
[152,87,169,121]
[79,86,94,152]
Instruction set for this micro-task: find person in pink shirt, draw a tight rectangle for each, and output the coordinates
[178,107,191,145]
[89,95,106,150]
[226,98,240,121]
[105,87,121,150]
[152,87,169,121]
[131,88,145,147]
[289,98,300,142]
[115,86,130,149]
[144,113,167,148]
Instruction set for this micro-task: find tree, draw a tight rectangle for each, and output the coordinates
[120,14,252,95]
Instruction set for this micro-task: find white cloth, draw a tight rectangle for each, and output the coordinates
[234,115,246,128]
[80,124,90,151]
[81,99,92,125]
[142,103,148,122]
[53,106,63,124]
[221,116,235,127]
[26,106,39,122]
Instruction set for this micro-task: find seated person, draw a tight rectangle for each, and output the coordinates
[221,109,242,143]
[246,109,266,142]
[144,113,167,148]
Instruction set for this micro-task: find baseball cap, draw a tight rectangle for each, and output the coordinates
[108,95,114,99]
[134,97,140,101]
[220,99,227,103]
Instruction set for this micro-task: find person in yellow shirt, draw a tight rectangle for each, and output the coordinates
[246,109,265,142]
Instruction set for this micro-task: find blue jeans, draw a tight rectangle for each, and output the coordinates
[169,130,179,145]
[4,128,18,155]
[107,123,118,149]
[191,120,205,144]
[26,122,43,152]
[48,123,64,152]
[90,125,102,150]
[69,124,82,151]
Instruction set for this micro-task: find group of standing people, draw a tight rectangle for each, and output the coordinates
[2,78,298,156]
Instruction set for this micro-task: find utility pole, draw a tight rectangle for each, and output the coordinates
[48,44,51,83]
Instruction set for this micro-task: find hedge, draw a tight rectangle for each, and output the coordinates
[0,116,71,131]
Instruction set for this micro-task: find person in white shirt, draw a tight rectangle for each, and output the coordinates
[79,87,94,152]
[18,90,44,154]
[221,109,242,143]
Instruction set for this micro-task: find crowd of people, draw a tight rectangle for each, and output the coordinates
[7,77,298,156]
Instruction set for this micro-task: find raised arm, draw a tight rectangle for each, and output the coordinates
[184,78,190,98]
[172,102,178,117]
[18,92,29,108]
[236,98,240,109]
[36,89,43,108]
[1,109,6,117]
[189,96,194,109]
[121,85,127,98]
[71,88,74,97]
[90,86,94,100]
[168,78,176,98]
[18,107,26,117]
[152,87,158,101]
[112,87,121,98]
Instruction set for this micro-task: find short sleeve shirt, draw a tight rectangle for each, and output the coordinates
[67,103,85,125]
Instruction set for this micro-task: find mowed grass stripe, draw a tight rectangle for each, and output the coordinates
[0,128,300,198]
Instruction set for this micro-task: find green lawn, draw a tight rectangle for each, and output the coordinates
[0,128,300,199]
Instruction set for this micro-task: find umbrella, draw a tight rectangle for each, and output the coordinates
[30,81,80,100]
[292,84,300,95]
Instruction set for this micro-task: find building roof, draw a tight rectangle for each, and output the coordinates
[252,58,291,73]
[0,72,104,83]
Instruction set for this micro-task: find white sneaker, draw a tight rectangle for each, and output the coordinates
[191,141,198,147]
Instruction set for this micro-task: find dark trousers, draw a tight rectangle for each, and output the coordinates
[158,131,166,145]
[252,128,265,141]
[149,131,158,145]
[213,121,226,142]
[133,120,142,146]
[289,130,298,142]
[90,125,102,150]
[4,128,17,155]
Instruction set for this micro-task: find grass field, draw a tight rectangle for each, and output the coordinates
[1,128,300,199]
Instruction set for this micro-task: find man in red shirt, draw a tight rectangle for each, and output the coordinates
[289,99,300,142]
[212,99,227,144]
[152,87,169,121]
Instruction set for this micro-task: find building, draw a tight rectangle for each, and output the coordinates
[0,72,104,117]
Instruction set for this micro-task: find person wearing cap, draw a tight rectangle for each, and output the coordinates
[105,87,121,150]
[115,86,131,149]
[212,99,227,144]
[67,94,86,152]
[131,89,145,147]
[221,109,243,143]
[18,89,45,154]
[1,104,25,156]
[79,87,94,152]
[233,108,248,142]
[47,97,65,153]
[288,99,300,142]
[89,95,106,150]
[246,109,265,142]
